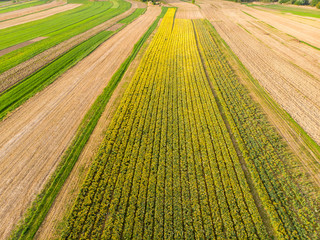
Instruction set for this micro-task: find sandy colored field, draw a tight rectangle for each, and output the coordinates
[200,0,320,184]
[0,5,160,240]
[166,0,203,18]
[0,3,141,93]
[0,1,65,21]
[0,3,81,29]
[240,4,320,48]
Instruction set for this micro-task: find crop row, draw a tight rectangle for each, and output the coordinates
[63,11,271,239]
[0,0,131,75]
[193,19,320,239]
[0,0,48,14]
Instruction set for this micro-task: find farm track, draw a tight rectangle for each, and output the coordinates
[0,3,139,93]
[0,3,81,30]
[0,6,160,239]
[0,0,64,21]
[200,0,320,182]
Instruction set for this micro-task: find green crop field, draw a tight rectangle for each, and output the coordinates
[61,9,320,239]
[0,0,48,14]
[0,0,130,75]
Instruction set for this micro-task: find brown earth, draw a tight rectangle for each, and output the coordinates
[0,1,65,21]
[0,3,81,29]
[166,0,203,19]
[107,22,124,31]
[0,3,141,93]
[34,18,156,240]
[200,0,320,185]
[0,5,160,240]
[0,36,46,57]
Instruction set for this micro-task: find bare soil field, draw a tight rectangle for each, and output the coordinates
[243,6,320,48]
[166,0,203,18]
[0,1,64,21]
[0,5,160,239]
[0,3,81,29]
[200,0,320,185]
[0,4,139,93]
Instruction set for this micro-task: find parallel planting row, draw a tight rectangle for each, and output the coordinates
[0,0,145,121]
[0,0,130,75]
[61,9,320,240]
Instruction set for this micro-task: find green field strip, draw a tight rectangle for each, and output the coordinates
[0,0,131,75]
[0,2,69,23]
[246,3,320,18]
[118,8,146,24]
[0,2,148,121]
[9,7,167,240]
[0,0,47,14]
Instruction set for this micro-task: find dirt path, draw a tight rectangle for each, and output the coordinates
[0,6,160,240]
[0,1,65,21]
[0,3,81,29]
[166,0,203,19]
[200,0,320,186]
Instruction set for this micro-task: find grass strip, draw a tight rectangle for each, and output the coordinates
[0,0,47,14]
[9,7,168,240]
[118,7,146,23]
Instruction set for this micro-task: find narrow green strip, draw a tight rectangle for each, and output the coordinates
[9,7,168,240]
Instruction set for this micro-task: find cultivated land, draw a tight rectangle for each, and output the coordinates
[0,0,64,21]
[0,4,160,239]
[1,0,320,239]
[62,7,320,240]
[0,3,81,29]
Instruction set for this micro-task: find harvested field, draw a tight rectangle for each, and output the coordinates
[0,3,81,29]
[0,5,160,239]
[0,36,46,57]
[0,5,137,93]
[166,0,203,19]
[0,1,64,21]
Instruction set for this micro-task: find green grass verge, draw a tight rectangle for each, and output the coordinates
[9,7,168,240]
[118,7,146,23]
[0,0,47,14]
[0,0,131,75]
[246,3,320,18]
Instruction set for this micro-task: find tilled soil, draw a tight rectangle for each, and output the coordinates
[0,5,160,239]
[0,3,81,29]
